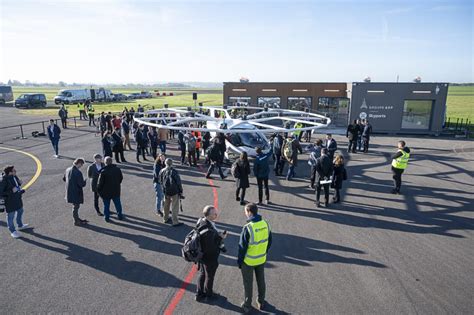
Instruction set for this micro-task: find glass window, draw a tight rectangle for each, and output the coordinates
[288,97,312,111]
[401,100,433,130]
[258,97,280,108]
[228,96,251,106]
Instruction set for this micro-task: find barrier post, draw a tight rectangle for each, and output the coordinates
[20,125,25,139]
[74,117,77,128]
[42,121,45,133]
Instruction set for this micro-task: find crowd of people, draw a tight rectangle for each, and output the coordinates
[1,106,412,313]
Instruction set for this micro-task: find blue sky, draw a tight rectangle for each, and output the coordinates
[0,0,472,84]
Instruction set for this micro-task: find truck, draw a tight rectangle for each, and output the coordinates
[0,85,14,105]
[54,88,113,104]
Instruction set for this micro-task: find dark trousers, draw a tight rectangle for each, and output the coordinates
[333,188,341,202]
[114,149,126,163]
[363,137,370,152]
[357,137,362,151]
[274,154,283,175]
[207,161,224,178]
[257,177,269,203]
[93,191,100,212]
[89,114,95,126]
[236,187,246,201]
[50,139,59,155]
[103,197,123,219]
[61,118,67,129]
[316,183,330,203]
[159,141,167,154]
[136,145,146,160]
[241,262,266,307]
[348,138,357,153]
[310,166,316,187]
[180,146,186,164]
[197,260,218,297]
[188,151,197,166]
[392,166,404,192]
[72,203,80,222]
[150,144,158,160]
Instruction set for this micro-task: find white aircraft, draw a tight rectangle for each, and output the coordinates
[134,106,331,158]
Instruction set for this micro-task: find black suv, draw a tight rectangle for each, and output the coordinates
[14,94,47,108]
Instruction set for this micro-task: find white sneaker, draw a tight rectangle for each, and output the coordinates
[18,224,29,230]
[11,231,21,239]
[53,154,58,158]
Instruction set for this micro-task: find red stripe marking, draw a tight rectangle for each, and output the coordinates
[163,175,218,315]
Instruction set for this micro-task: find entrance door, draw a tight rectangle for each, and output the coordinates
[317,97,349,127]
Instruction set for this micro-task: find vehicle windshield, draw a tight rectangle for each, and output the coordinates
[227,131,269,149]
[59,91,69,96]
[18,94,31,99]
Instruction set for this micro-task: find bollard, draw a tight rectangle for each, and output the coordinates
[20,125,25,139]
[74,117,77,128]
[447,117,450,128]
[42,121,45,133]
[455,118,459,130]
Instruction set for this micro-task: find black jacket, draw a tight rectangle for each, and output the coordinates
[1,175,24,213]
[196,217,223,263]
[87,163,105,192]
[332,164,347,189]
[234,159,250,188]
[135,129,147,146]
[102,136,113,157]
[362,124,373,139]
[313,154,333,185]
[112,132,124,152]
[208,144,221,162]
[346,124,359,140]
[159,167,183,196]
[97,164,123,199]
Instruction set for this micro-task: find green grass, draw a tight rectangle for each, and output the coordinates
[446,85,474,122]
[12,87,223,117]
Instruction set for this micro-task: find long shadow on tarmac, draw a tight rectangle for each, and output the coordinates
[17,227,195,291]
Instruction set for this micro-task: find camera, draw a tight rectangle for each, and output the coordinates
[179,195,185,200]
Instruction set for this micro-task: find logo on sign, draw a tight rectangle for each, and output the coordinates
[360,98,368,109]
[359,112,367,119]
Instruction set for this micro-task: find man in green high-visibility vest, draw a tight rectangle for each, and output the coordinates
[391,140,411,194]
[238,203,272,313]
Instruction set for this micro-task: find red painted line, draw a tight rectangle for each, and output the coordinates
[163,172,219,315]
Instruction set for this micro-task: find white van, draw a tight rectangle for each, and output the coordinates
[54,89,91,104]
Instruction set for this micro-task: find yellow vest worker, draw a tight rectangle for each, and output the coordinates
[390,140,411,194]
[238,204,272,312]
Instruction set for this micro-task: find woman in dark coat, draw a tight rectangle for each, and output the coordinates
[102,131,113,158]
[1,165,28,238]
[63,158,87,225]
[233,152,251,206]
[331,154,347,203]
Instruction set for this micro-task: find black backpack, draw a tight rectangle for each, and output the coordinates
[182,228,205,263]
[163,169,179,196]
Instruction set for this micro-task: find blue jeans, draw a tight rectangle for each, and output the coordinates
[154,182,163,212]
[51,138,59,155]
[159,141,167,154]
[357,137,362,151]
[6,208,24,233]
[103,197,123,219]
[286,164,295,180]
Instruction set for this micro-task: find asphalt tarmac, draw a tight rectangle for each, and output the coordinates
[0,111,473,314]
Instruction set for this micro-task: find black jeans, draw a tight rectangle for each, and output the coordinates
[348,137,357,152]
[180,146,186,164]
[274,154,283,175]
[89,114,95,126]
[93,191,100,212]
[392,166,404,192]
[333,188,341,202]
[114,149,126,163]
[207,161,224,178]
[197,260,218,297]
[236,187,246,201]
[150,144,158,160]
[316,183,330,203]
[257,178,269,203]
[188,150,197,166]
[136,145,146,160]
[241,262,265,307]
[363,137,370,152]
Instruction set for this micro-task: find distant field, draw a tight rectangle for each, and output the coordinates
[10,85,474,122]
[445,85,474,122]
[12,87,223,117]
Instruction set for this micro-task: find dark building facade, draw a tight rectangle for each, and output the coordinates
[223,81,449,134]
[223,82,350,126]
[349,82,449,135]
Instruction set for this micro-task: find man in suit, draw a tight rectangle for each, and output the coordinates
[58,105,68,129]
[346,120,359,153]
[87,154,105,216]
[313,148,333,207]
[47,119,61,158]
[63,158,87,225]
[325,134,337,162]
[362,120,373,153]
[135,124,148,163]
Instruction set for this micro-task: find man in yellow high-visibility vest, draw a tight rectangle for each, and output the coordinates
[238,203,272,313]
[391,140,411,194]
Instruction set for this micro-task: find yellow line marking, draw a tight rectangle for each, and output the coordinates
[0,146,42,190]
